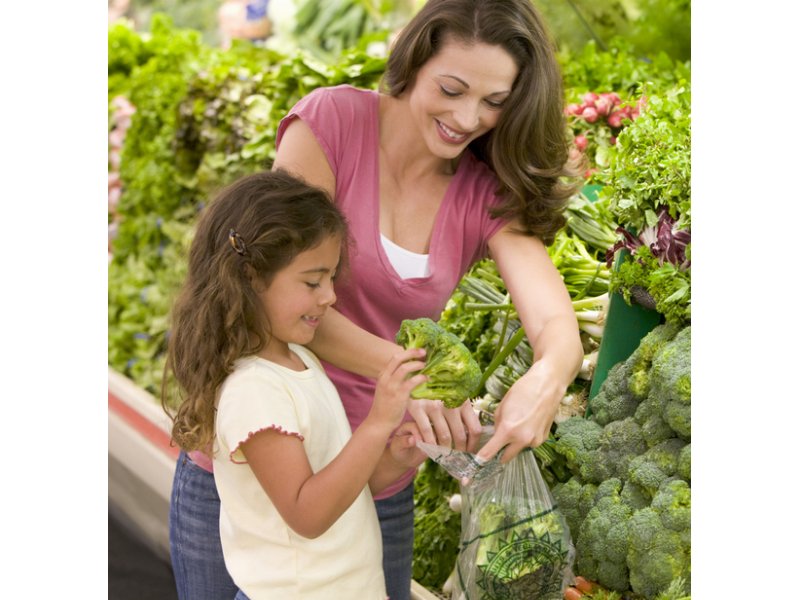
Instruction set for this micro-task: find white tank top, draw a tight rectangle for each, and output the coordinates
[380,233,430,279]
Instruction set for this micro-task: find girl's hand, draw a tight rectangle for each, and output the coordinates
[475,363,566,464]
[387,422,427,469]
[368,348,427,431]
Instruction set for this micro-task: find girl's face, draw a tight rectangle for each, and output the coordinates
[255,235,341,361]
[406,36,518,160]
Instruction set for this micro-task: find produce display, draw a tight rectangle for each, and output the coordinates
[108,12,691,599]
[552,324,691,599]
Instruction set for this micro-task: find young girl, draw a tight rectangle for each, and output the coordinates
[162,170,428,599]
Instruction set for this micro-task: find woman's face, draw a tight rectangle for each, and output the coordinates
[406,35,519,160]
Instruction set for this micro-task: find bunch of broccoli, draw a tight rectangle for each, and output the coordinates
[551,323,691,599]
[396,317,482,408]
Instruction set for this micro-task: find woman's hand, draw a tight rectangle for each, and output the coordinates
[407,398,483,452]
[475,361,566,464]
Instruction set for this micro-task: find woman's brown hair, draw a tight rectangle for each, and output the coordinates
[382,0,582,244]
[161,169,348,453]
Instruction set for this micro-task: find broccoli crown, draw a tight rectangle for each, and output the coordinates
[396,317,441,350]
[676,443,690,482]
[552,476,598,537]
[626,438,686,499]
[626,323,681,399]
[580,418,647,484]
[644,325,691,442]
[575,478,632,592]
[634,393,675,448]
[626,479,691,598]
[395,318,482,408]
[620,480,651,511]
[649,326,691,405]
[554,417,604,477]
[588,360,640,426]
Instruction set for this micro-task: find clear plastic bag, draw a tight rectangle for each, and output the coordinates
[418,428,575,600]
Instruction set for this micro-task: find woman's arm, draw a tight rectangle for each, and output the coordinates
[272,118,400,379]
[476,222,584,463]
[239,349,426,539]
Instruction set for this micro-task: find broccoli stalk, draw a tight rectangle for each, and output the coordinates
[396,318,482,408]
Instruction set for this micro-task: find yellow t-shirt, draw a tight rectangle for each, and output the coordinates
[213,344,386,599]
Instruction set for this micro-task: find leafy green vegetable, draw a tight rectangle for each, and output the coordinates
[395,318,481,408]
[412,459,461,590]
[600,83,691,233]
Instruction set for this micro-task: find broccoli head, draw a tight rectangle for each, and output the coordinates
[395,318,482,408]
[634,392,675,448]
[648,326,691,441]
[620,480,651,511]
[551,476,598,538]
[627,479,690,599]
[676,443,690,482]
[579,417,647,484]
[588,359,640,426]
[553,417,603,479]
[626,322,681,399]
[574,478,632,593]
[626,438,686,499]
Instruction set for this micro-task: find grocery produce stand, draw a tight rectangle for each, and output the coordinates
[108,367,177,560]
[108,10,692,596]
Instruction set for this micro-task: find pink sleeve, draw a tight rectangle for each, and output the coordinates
[276,86,345,178]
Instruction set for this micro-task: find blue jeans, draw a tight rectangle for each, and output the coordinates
[169,451,415,600]
[169,451,238,600]
[376,482,415,600]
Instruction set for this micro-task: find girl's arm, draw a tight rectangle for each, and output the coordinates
[477,222,584,463]
[238,349,426,539]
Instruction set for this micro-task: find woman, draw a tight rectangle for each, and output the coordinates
[272,0,584,597]
[167,1,584,599]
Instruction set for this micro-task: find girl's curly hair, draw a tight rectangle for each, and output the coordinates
[161,169,349,453]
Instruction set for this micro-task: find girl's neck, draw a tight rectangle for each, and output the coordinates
[378,93,459,180]
[257,341,306,372]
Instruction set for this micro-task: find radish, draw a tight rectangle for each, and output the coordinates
[607,111,623,128]
[582,91,598,105]
[581,106,598,123]
[565,103,583,116]
[574,134,588,151]
[594,95,613,116]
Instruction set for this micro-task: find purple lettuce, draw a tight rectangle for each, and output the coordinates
[606,209,691,269]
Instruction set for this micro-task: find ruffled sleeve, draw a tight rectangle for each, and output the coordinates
[215,365,304,464]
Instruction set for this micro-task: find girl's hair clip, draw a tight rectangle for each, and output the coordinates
[228,228,247,256]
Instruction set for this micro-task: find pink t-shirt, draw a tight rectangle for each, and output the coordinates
[276,84,508,498]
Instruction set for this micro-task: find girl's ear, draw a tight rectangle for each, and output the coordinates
[244,264,266,293]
